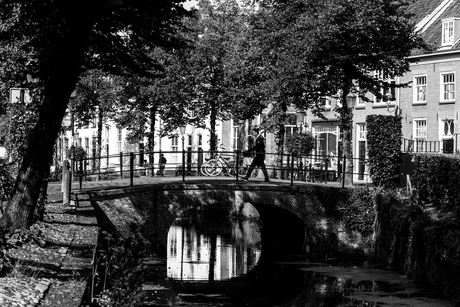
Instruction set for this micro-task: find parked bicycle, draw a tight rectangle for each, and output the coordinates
[200,146,245,177]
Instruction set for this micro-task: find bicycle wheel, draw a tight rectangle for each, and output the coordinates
[202,159,223,177]
[200,161,211,176]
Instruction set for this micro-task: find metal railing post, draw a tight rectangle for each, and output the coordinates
[120,152,123,178]
[130,152,134,187]
[290,152,294,186]
[182,148,185,183]
[324,157,328,184]
[79,159,83,191]
[236,150,240,183]
[342,155,346,188]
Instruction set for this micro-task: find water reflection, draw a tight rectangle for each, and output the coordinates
[161,211,455,307]
[167,211,262,281]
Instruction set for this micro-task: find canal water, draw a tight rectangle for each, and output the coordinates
[146,210,456,307]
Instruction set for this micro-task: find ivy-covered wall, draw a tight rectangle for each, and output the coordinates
[373,190,460,304]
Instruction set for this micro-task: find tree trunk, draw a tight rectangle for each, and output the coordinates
[275,102,287,179]
[96,107,104,180]
[210,100,218,155]
[148,107,156,177]
[0,5,97,231]
[1,84,79,230]
[340,90,353,186]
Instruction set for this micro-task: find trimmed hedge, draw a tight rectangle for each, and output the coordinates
[412,153,460,216]
[366,114,402,188]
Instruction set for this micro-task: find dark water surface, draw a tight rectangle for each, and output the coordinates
[143,211,456,307]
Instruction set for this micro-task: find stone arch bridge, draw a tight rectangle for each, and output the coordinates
[86,182,354,259]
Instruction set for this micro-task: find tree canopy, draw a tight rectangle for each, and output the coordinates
[0,0,191,230]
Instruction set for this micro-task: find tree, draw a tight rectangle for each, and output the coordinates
[0,0,190,230]
[72,69,122,175]
[248,0,325,176]
[254,0,429,185]
[301,0,429,185]
[183,0,265,153]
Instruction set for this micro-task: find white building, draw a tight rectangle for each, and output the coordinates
[58,114,221,176]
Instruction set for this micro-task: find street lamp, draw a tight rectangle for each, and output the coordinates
[385,92,399,115]
[179,125,186,183]
[343,94,357,187]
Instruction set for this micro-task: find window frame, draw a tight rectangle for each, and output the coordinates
[284,113,299,138]
[413,75,427,104]
[442,19,454,46]
[171,136,179,164]
[232,121,239,151]
[372,72,398,106]
[319,96,332,111]
[413,118,427,152]
[440,72,455,103]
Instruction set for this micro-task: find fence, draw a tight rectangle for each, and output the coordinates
[63,149,369,189]
[402,138,458,154]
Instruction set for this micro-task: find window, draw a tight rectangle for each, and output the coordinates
[383,79,397,103]
[92,137,97,157]
[442,119,455,154]
[441,73,455,101]
[117,128,122,153]
[232,124,239,150]
[442,20,454,46]
[357,123,367,140]
[85,137,89,156]
[319,96,332,110]
[285,113,298,137]
[356,124,367,181]
[171,136,178,163]
[373,72,398,105]
[413,76,427,103]
[414,119,427,152]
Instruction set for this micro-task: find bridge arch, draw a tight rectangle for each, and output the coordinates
[90,183,338,257]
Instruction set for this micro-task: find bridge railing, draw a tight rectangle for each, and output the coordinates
[64,149,369,189]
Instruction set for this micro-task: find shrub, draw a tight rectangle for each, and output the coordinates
[366,115,402,188]
[412,154,460,215]
[285,132,315,157]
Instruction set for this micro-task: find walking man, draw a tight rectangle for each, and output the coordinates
[242,126,270,182]
[159,153,167,176]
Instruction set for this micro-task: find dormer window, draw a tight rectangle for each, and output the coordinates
[442,19,454,46]
[441,17,460,48]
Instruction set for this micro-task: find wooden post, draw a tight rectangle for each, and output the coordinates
[62,160,71,205]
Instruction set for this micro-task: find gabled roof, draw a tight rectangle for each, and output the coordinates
[409,0,446,27]
[410,0,460,52]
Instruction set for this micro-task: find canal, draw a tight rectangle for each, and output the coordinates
[142,210,455,307]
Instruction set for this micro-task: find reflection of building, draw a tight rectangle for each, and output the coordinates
[167,219,261,281]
